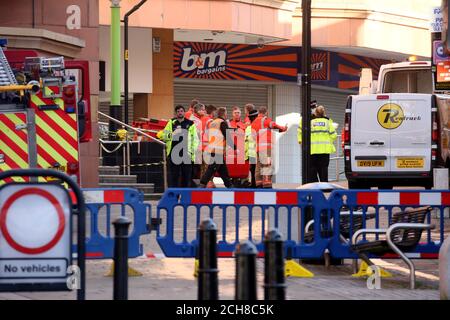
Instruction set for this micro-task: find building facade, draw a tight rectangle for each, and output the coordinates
[98,0,440,184]
[0,0,100,187]
[1,0,441,186]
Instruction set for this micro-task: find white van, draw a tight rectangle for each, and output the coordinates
[344,61,449,189]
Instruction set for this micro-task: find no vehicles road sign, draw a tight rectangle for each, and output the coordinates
[0,184,72,288]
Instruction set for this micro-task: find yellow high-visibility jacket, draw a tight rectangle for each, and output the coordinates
[298,117,337,155]
[244,125,257,160]
[157,118,199,162]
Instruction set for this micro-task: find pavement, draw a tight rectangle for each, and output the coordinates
[0,181,448,300]
[0,255,442,300]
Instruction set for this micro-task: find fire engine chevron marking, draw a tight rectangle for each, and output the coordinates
[0,162,26,183]
[35,115,78,161]
[0,114,52,169]
[37,110,78,148]
[35,133,72,166]
[45,110,78,140]
[35,87,76,125]
[0,140,28,169]
[0,129,28,164]
[0,120,28,156]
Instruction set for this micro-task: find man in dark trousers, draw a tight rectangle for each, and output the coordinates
[157,105,199,187]
[298,105,337,182]
[199,107,234,188]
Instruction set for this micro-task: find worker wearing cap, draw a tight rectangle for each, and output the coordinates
[244,108,260,188]
[298,105,337,182]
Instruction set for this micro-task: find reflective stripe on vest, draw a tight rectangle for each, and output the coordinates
[251,116,273,152]
[311,118,336,154]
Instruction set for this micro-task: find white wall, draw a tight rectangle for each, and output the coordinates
[274,84,302,184]
[99,26,152,94]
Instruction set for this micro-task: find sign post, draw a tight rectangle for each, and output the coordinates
[0,169,85,300]
[0,185,71,289]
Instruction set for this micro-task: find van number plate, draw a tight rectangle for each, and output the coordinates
[396,158,424,169]
[357,160,384,167]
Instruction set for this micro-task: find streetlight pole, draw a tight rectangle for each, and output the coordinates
[122,0,148,125]
[301,0,312,184]
[110,0,122,137]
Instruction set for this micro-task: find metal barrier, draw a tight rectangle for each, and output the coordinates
[156,188,331,259]
[73,188,152,259]
[156,188,448,261]
[98,111,168,191]
[327,189,448,260]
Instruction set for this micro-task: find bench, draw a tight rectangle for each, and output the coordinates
[304,207,374,243]
[350,206,434,289]
[303,208,375,267]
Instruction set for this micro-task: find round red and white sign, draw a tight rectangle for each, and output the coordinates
[0,188,66,255]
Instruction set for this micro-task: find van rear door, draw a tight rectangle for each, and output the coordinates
[351,95,390,172]
[389,94,431,172]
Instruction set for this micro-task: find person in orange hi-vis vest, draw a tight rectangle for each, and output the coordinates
[199,107,235,188]
[251,106,288,188]
[184,98,200,120]
[228,106,248,187]
[200,105,217,188]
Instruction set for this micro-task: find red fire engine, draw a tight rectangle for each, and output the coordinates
[0,40,92,184]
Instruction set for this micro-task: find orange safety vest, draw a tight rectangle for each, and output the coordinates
[201,115,213,151]
[251,115,275,152]
[205,118,225,154]
[228,119,246,151]
[229,119,247,131]
[185,107,194,120]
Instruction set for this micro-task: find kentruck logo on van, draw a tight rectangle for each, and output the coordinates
[377,103,421,130]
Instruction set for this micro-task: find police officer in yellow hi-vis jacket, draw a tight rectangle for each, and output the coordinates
[298,105,337,182]
[157,105,199,187]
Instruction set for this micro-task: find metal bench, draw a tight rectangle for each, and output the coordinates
[350,207,434,289]
[303,208,375,267]
[304,207,374,243]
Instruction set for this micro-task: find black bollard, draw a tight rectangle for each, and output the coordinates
[264,229,286,300]
[235,241,258,300]
[198,219,219,300]
[113,216,131,300]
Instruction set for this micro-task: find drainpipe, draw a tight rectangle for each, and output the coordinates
[301,0,312,184]
[109,0,122,137]
[32,0,36,28]
[122,0,148,125]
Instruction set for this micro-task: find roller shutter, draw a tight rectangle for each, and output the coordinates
[174,80,269,114]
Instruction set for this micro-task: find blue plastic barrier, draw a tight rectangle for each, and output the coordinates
[73,188,151,259]
[327,189,449,260]
[156,188,448,261]
[156,188,332,259]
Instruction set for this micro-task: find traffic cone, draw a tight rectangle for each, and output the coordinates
[104,262,143,277]
[352,261,392,278]
[193,258,199,278]
[285,259,314,278]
